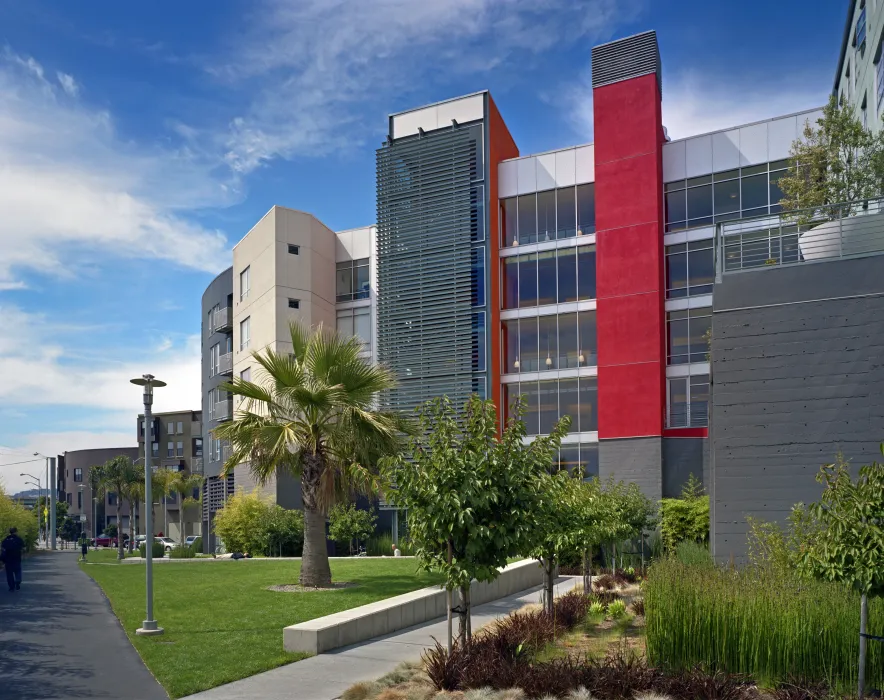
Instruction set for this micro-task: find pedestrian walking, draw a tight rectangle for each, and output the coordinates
[1,527,25,592]
[79,536,89,562]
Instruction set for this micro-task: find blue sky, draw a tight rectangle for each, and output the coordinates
[0,0,845,491]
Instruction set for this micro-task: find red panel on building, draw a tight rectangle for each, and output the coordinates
[487,94,519,432]
[594,73,666,440]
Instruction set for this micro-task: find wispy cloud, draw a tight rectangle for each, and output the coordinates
[215,0,644,172]
[0,49,237,288]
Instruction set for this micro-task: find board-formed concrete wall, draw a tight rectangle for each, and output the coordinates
[711,255,884,561]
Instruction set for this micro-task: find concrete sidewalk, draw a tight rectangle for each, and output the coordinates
[183,576,578,700]
[0,551,167,700]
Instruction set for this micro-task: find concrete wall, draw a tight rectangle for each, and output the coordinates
[201,267,233,480]
[599,437,662,499]
[711,255,884,561]
[283,559,545,654]
[661,437,708,498]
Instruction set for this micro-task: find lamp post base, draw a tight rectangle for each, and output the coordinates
[136,621,164,637]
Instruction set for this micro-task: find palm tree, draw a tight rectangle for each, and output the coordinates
[151,468,175,536]
[95,455,140,560]
[167,471,203,546]
[215,321,409,587]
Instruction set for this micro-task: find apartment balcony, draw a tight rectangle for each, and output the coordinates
[667,402,709,429]
[214,399,233,422]
[218,352,233,375]
[213,306,232,332]
[192,457,204,474]
[717,198,884,275]
[221,443,232,463]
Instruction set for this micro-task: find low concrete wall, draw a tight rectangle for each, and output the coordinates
[283,558,544,654]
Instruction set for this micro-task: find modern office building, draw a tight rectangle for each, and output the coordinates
[198,10,884,560]
[835,0,884,129]
[136,409,203,541]
[60,447,138,537]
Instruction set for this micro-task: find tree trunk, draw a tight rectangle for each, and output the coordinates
[859,592,869,699]
[299,454,332,588]
[179,501,185,549]
[128,500,135,553]
[458,585,470,647]
[582,549,592,595]
[116,500,124,560]
[546,559,555,615]
[446,540,453,653]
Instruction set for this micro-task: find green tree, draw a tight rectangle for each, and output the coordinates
[215,321,409,587]
[94,455,141,560]
[382,395,568,645]
[167,471,203,546]
[0,484,38,550]
[604,478,658,569]
[798,450,884,699]
[778,95,884,222]
[571,478,620,595]
[266,506,305,557]
[328,503,377,555]
[659,474,710,552]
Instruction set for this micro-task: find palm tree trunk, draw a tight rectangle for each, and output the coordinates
[299,454,332,588]
[116,500,124,560]
[179,499,185,548]
[128,499,135,553]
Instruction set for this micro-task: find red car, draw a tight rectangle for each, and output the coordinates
[94,534,116,547]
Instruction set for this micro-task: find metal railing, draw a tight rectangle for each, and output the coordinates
[221,444,232,463]
[192,457,203,474]
[214,399,233,421]
[218,352,233,375]
[716,197,884,276]
[212,307,232,331]
[667,402,709,429]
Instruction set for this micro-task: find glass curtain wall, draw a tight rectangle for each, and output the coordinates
[666,307,712,365]
[667,374,710,427]
[500,184,595,246]
[504,376,597,435]
[502,246,596,309]
[502,310,597,373]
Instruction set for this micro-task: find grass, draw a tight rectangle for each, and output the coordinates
[81,557,443,698]
[644,556,884,690]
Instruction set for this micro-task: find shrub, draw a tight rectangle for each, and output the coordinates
[169,544,198,559]
[593,574,615,591]
[659,475,709,552]
[589,601,605,616]
[592,590,621,606]
[139,541,165,558]
[0,485,38,550]
[630,598,645,616]
[328,503,377,555]
[673,541,713,568]
[607,600,627,619]
[213,490,303,556]
[366,532,414,556]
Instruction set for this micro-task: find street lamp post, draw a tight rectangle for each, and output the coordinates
[21,473,42,545]
[78,484,85,540]
[131,373,166,637]
[34,452,58,550]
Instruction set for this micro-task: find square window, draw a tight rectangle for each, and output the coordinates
[177,421,183,434]
[239,266,250,302]
[288,244,300,255]
[288,298,300,309]
[240,317,250,351]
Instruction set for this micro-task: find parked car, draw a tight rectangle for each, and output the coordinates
[155,537,179,552]
[184,535,200,547]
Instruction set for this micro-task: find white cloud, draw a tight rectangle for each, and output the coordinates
[0,49,236,288]
[56,71,78,96]
[217,0,644,172]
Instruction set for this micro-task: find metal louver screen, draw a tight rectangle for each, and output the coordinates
[376,126,476,415]
[591,30,661,92]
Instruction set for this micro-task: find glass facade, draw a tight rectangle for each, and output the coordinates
[336,307,371,350]
[336,258,370,302]
[665,239,714,299]
[666,307,712,365]
[664,160,790,231]
[500,184,596,246]
[504,376,597,435]
[502,310,597,373]
[555,443,600,478]
[668,374,709,428]
[502,245,596,309]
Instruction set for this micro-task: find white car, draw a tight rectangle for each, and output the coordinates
[184,535,200,547]
[155,536,179,552]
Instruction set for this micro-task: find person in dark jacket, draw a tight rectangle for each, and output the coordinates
[1,527,25,591]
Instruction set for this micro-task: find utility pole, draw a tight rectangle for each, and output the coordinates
[49,457,57,550]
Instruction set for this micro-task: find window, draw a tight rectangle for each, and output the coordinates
[667,307,712,365]
[288,244,300,255]
[108,492,117,506]
[177,421,183,434]
[472,311,486,372]
[857,6,867,56]
[74,468,83,482]
[665,240,714,298]
[213,438,221,461]
[505,377,597,435]
[239,266,250,301]
[337,307,371,350]
[210,343,220,376]
[517,193,537,244]
[862,94,868,130]
[537,190,556,241]
[502,245,596,310]
[66,493,72,506]
[471,248,485,307]
[556,186,577,239]
[501,185,596,247]
[877,38,884,110]
[151,442,159,458]
[668,374,710,427]
[78,491,82,510]
[177,441,184,457]
[504,310,596,373]
[208,389,215,419]
[336,258,370,301]
[471,185,485,242]
[240,367,251,383]
[288,298,300,309]
[240,317,250,351]
[576,184,596,236]
[555,443,599,478]
[167,442,175,457]
[195,438,203,457]
[168,421,175,435]
[501,197,518,246]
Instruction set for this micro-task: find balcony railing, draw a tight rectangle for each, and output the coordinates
[717,197,884,276]
[192,457,203,474]
[221,443,232,463]
[218,352,233,375]
[214,399,233,421]
[213,306,232,332]
[667,402,709,429]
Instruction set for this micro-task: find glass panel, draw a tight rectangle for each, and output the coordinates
[578,310,597,366]
[503,320,520,373]
[556,187,576,239]
[713,169,739,182]
[581,444,600,479]
[577,246,597,300]
[557,313,579,369]
[686,174,712,187]
[537,190,556,242]
[538,315,557,370]
[578,377,597,432]
[669,378,688,427]
[503,256,519,309]
[336,310,354,337]
[714,178,740,214]
[518,254,538,308]
[536,250,557,306]
[557,247,578,303]
[471,249,485,307]
[471,185,485,242]
[686,184,713,222]
[472,312,486,372]
[769,169,786,207]
[667,311,690,364]
[665,180,686,192]
[559,380,579,434]
[690,374,710,427]
[502,198,518,246]
[689,311,712,363]
[740,173,768,211]
[504,384,519,426]
[518,194,537,244]
[688,246,714,296]
[576,184,596,235]
[742,163,767,176]
[666,248,688,297]
[354,308,371,347]
[666,189,687,225]
[336,264,352,302]
[354,262,370,299]
[522,381,540,435]
[538,379,559,435]
[520,316,541,372]
[558,444,580,474]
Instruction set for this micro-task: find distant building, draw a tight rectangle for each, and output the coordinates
[59,447,138,537]
[834,0,884,130]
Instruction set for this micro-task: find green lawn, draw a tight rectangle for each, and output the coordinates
[81,558,443,698]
